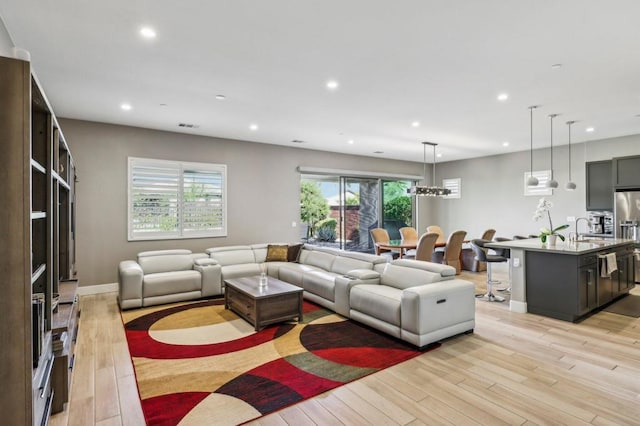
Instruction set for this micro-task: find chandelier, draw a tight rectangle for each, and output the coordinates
[408,141,451,197]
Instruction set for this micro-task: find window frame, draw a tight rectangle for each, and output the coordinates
[524,170,553,196]
[442,178,461,199]
[127,157,227,241]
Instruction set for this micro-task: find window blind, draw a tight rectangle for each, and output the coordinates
[128,158,227,240]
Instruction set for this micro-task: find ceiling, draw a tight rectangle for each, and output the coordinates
[1,0,640,163]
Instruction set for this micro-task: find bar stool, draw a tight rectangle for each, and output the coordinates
[470,239,507,302]
[493,237,512,293]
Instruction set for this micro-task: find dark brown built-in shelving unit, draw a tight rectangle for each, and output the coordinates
[0,55,77,425]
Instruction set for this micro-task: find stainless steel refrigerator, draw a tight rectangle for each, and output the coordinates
[614,191,640,283]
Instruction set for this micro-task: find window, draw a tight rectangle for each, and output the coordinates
[442,178,461,199]
[128,157,226,240]
[524,170,553,196]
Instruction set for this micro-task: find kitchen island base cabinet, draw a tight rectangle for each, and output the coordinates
[526,246,634,322]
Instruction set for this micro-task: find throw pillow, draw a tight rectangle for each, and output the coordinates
[287,243,303,262]
[265,244,288,262]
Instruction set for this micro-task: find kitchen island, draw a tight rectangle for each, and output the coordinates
[487,238,635,321]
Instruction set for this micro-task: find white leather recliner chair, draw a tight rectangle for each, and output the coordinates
[118,249,220,309]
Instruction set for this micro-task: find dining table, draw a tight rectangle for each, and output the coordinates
[375,239,417,258]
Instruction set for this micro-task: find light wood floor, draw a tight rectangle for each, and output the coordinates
[51,266,640,425]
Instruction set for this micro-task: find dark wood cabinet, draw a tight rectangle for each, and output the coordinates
[586,160,613,211]
[613,155,640,189]
[0,56,76,425]
[526,244,634,322]
[614,250,634,295]
[526,252,582,321]
[578,256,598,316]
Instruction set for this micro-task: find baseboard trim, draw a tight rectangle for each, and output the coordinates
[77,282,118,296]
[509,300,527,313]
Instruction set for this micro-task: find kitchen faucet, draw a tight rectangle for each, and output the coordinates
[575,217,589,240]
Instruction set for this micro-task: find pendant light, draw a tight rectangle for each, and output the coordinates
[565,120,577,190]
[545,113,559,188]
[526,105,539,186]
[408,141,451,196]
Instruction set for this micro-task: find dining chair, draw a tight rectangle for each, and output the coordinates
[415,232,439,261]
[481,228,496,241]
[426,225,446,245]
[399,227,419,257]
[399,227,419,241]
[433,230,467,274]
[369,228,399,259]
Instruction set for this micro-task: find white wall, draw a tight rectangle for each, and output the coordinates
[431,134,640,241]
[0,14,15,56]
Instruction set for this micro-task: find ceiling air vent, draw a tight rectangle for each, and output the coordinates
[178,123,200,129]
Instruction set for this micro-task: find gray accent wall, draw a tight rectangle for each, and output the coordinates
[57,117,640,286]
[59,118,427,286]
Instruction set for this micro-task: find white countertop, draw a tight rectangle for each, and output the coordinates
[487,238,635,255]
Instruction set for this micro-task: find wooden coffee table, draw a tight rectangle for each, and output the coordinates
[224,276,303,331]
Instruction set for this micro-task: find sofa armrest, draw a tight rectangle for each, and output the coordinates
[118,260,143,309]
[344,269,380,280]
[194,258,219,267]
[334,273,381,317]
[194,262,222,297]
[391,259,456,278]
[400,279,475,335]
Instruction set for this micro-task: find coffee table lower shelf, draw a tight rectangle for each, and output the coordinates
[224,276,303,331]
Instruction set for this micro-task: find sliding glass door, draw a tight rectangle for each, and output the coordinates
[381,180,413,240]
[300,175,413,253]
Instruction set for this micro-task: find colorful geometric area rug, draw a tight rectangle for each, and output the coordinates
[122,298,436,425]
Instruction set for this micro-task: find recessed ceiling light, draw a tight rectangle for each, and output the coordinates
[140,27,156,39]
[586,127,595,132]
[326,80,339,90]
[551,63,563,69]
[497,93,509,101]
[159,103,167,107]
[373,151,384,154]
[121,103,132,111]
[411,121,420,127]
[502,141,510,147]
[249,124,258,131]
[347,139,354,145]
[215,94,226,100]
[436,153,442,158]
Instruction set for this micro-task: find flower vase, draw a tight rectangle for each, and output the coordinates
[259,272,268,288]
[547,234,558,246]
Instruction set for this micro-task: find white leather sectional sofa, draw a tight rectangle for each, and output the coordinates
[118,243,476,347]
